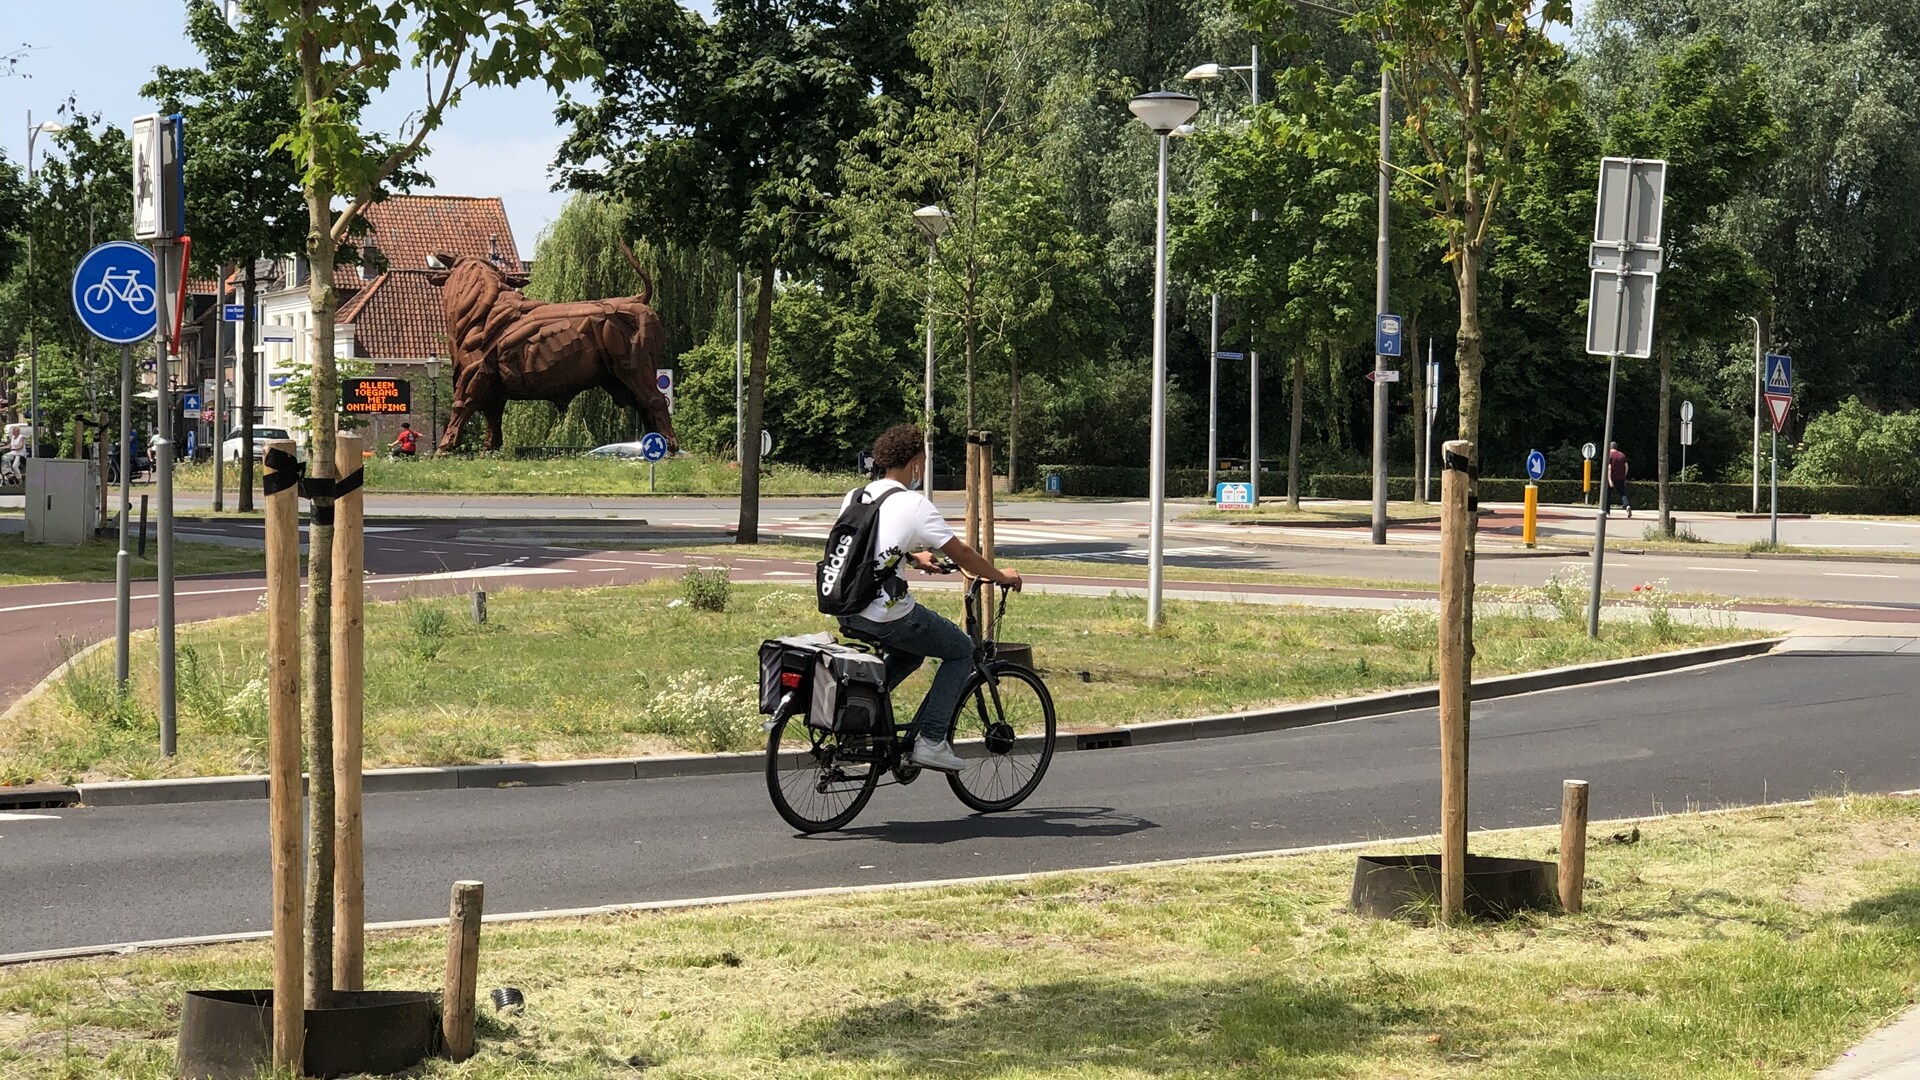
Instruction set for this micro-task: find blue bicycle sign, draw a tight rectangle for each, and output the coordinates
[71,242,159,344]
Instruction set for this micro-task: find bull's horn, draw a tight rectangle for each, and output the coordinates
[617,238,654,306]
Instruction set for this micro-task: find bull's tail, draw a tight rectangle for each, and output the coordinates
[616,238,655,306]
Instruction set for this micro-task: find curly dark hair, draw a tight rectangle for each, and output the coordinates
[871,424,925,472]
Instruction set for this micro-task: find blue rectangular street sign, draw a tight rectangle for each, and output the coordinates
[268,374,290,389]
[1376,314,1404,358]
[1765,353,1792,395]
[222,304,246,322]
[1215,350,1245,361]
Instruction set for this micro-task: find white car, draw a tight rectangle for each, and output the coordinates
[223,426,305,462]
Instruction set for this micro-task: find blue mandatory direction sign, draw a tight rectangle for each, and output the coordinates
[181,393,202,412]
[71,241,159,344]
[1765,353,1792,396]
[1526,449,1547,482]
[1376,313,1404,358]
[639,432,670,462]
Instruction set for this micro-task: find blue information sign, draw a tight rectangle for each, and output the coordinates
[1764,353,1792,395]
[1214,481,1254,510]
[1526,449,1546,482]
[71,242,159,344]
[1376,314,1404,358]
[222,303,247,322]
[181,393,202,412]
[639,432,670,462]
[1215,350,1245,361]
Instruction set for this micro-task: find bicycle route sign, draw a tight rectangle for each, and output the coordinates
[71,241,159,344]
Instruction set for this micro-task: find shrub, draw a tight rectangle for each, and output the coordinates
[647,671,760,752]
[682,565,732,612]
[1791,398,1920,496]
[1308,474,1917,514]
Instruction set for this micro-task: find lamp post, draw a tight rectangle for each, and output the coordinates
[1185,49,1262,504]
[1129,90,1201,629]
[1746,315,1762,514]
[25,114,65,459]
[912,204,952,486]
[735,271,745,462]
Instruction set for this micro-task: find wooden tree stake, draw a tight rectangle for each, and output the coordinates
[442,880,486,1062]
[978,431,997,639]
[332,433,366,990]
[264,439,305,1070]
[1560,779,1591,914]
[1438,439,1474,925]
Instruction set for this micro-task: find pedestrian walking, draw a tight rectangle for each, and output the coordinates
[1607,441,1632,518]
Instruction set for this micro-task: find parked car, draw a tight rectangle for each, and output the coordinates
[587,441,657,459]
[223,426,306,462]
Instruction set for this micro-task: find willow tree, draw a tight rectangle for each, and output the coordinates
[257,0,593,1006]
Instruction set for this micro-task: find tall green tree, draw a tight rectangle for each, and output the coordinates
[556,0,917,542]
[146,0,316,511]
[1599,37,1779,532]
[257,0,594,1008]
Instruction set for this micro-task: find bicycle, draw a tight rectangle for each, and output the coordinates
[83,266,156,316]
[761,569,1057,833]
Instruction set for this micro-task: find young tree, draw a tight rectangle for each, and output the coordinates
[556,0,917,542]
[1599,38,1778,533]
[257,0,593,1005]
[146,0,316,512]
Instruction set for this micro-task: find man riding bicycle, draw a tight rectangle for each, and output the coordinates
[838,424,1021,775]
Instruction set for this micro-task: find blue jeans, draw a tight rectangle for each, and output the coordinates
[840,604,974,743]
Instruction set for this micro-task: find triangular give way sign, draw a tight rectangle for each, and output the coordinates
[1766,393,1792,433]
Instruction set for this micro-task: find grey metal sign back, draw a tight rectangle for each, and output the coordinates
[1586,157,1668,360]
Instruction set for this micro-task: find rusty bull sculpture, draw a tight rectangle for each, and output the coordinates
[428,242,675,454]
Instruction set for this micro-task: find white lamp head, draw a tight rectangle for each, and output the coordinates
[33,121,65,135]
[1183,63,1225,82]
[1129,91,1202,135]
[911,204,952,241]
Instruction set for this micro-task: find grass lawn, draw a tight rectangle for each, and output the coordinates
[170,455,865,497]
[1,577,1758,785]
[4,796,1917,1078]
[0,534,262,588]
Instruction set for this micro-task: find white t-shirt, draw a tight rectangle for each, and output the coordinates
[838,478,956,623]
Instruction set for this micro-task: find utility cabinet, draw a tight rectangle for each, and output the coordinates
[24,459,100,545]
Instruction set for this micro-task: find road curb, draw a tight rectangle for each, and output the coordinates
[35,638,1781,811]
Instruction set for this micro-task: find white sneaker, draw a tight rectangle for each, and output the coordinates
[909,738,966,774]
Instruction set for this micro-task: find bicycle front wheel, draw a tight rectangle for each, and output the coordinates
[765,715,880,834]
[946,662,1056,813]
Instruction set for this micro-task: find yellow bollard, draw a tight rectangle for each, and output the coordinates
[1583,459,1592,503]
[1523,483,1538,548]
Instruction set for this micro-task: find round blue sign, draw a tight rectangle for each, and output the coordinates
[639,432,669,462]
[1526,449,1547,481]
[71,242,159,344]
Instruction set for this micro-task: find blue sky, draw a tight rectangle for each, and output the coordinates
[2,0,1584,253]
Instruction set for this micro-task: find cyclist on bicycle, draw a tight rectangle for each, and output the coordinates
[838,423,1021,774]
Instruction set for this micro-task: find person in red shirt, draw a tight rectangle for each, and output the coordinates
[1607,441,1632,518]
[391,422,421,458]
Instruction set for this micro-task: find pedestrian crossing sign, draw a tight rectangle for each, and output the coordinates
[1765,353,1792,395]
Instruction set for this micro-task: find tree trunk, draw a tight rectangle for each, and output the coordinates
[736,255,774,544]
[301,178,340,1008]
[1008,351,1018,492]
[1322,341,1339,450]
[1287,352,1305,510]
[239,263,257,513]
[1657,338,1672,536]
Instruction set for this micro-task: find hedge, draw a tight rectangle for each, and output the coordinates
[1308,474,1919,515]
[1035,464,1257,499]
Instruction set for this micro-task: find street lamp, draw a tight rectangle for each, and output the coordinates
[25,114,65,459]
[1185,48,1263,505]
[912,204,952,486]
[1746,315,1762,514]
[1129,89,1201,629]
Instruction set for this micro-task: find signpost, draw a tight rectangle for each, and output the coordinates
[1523,450,1545,548]
[640,430,669,492]
[1214,481,1253,512]
[657,369,674,412]
[1679,399,1694,476]
[1764,353,1791,545]
[71,242,158,695]
[1371,314,1403,543]
[1423,342,1439,504]
[1583,156,1668,638]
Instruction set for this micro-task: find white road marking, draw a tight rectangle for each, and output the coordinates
[1824,572,1900,579]
[1685,566,1760,573]
[588,567,621,573]
[0,812,60,822]
[761,571,806,577]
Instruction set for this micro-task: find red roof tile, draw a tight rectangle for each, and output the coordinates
[339,269,451,360]
[344,194,525,288]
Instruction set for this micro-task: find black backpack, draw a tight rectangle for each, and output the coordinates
[816,486,904,616]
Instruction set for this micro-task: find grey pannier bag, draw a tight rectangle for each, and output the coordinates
[808,643,890,735]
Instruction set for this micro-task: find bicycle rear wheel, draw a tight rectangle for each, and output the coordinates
[946,662,1056,813]
[765,715,880,833]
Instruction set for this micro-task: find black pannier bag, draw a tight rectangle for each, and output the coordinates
[758,633,834,715]
[808,644,891,735]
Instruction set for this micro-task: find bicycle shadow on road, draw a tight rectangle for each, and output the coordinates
[809,805,1158,845]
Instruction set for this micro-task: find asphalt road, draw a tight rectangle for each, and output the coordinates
[3,650,1914,955]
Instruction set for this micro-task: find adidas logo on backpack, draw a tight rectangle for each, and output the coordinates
[816,486,903,616]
